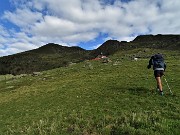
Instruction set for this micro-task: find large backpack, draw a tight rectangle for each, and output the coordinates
[152,54,165,69]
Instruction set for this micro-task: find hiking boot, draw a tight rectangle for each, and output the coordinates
[160,91,164,96]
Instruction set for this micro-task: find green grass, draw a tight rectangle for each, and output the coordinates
[0,49,179,135]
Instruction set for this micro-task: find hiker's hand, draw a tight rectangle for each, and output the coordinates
[147,65,151,69]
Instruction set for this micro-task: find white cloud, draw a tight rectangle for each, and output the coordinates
[3,8,43,28]
[0,46,22,57]
[0,25,9,37]
[0,0,180,56]
[32,16,77,37]
[117,36,135,42]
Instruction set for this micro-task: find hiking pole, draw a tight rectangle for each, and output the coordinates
[163,75,173,95]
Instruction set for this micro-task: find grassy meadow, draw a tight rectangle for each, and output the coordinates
[0,48,179,135]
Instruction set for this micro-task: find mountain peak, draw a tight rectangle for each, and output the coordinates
[33,43,85,54]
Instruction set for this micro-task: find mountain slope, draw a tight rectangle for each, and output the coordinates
[0,34,179,75]
[89,40,124,57]
[131,34,180,50]
[0,43,90,75]
[90,34,180,57]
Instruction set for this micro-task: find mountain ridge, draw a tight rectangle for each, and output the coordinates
[0,34,179,75]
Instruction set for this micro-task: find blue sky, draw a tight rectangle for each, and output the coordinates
[0,0,180,56]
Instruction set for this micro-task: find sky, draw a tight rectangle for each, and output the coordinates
[0,0,180,57]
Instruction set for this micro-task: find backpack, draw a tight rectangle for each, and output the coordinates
[152,54,165,69]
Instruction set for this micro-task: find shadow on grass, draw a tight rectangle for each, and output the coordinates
[128,87,178,97]
[128,87,150,95]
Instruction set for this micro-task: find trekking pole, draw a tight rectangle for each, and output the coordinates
[163,75,173,95]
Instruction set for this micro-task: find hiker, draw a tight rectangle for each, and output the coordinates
[147,53,166,95]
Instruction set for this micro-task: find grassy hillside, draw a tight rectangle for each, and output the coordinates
[0,48,179,135]
[0,43,90,75]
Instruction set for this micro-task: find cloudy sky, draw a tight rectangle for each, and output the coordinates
[0,0,180,56]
